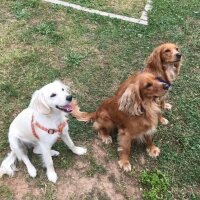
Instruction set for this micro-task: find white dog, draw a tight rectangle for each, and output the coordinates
[0,80,87,183]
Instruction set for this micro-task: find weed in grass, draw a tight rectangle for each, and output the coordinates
[140,169,171,200]
[10,0,39,20]
[34,21,56,36]
[0,83,18,98]
[63,51,86,68]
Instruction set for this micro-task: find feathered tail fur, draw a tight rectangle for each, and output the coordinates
[70,100,96,122]
[0,151,18,178]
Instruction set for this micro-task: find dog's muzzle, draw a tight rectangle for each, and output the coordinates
[56,104,72,113]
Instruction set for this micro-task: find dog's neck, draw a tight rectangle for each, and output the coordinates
[162,62,178,83]
[33,109,67,125]
[146,62,178,84]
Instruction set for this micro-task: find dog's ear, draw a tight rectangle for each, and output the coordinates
[119,83,143,116]
[147,47,163,72]
[30,90,51,115]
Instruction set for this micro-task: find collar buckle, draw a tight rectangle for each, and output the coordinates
[48,129,55,134]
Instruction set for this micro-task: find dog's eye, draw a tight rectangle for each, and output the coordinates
[176,48,179,51]
[145,83,152,88]
[50,93,57,97]
[165,49,170,53]
[62,88,64,91]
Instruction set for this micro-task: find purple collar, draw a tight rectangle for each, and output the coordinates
[156,77,172,88]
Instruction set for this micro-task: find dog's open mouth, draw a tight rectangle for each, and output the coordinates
[56,104,72,113]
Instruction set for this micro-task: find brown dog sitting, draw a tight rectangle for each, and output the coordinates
[117,43,182,125]
[144,43,182,124]
[71,72,170,171]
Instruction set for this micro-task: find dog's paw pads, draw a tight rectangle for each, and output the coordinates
[47,171,58,183]
[118,160,132,172]
[160,117,169,125]
[73,147,87,155]
[147,146,160,158]
[164,103,172,110]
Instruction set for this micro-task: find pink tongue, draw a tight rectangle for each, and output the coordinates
[63,104,72,112]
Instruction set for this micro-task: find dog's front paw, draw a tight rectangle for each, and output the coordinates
[28,166,37,178]
[147,146,160,158]
[73,147,87,155]
[118,160,132,172]
[47,170,58,183]
[51,150,60,157]
[160,117,169,125]
[164,103,172,110]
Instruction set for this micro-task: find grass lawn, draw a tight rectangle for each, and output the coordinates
[0,0,200,199]
[62,0,147,18]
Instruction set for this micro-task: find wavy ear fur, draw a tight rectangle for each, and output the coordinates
[29,90,51,115]
[119,83,143,116]
[147,47,163,72]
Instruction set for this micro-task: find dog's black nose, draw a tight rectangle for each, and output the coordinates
[176,53,182,59]
[66,95,72,102]
[163,83,169,90]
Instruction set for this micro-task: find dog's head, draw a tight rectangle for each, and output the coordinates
[30,80,73,115]
[119,72,169,115]
[147,43,182,71]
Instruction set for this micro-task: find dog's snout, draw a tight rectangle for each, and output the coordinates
[163,83,169,90]
[176,53,182,59]
[66,95,72,102]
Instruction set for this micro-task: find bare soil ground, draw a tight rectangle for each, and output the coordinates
[0,139,142,200]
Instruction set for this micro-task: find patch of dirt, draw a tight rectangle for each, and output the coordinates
[0,140,142,200]
[56,139,141,200]
[0,172,42,200]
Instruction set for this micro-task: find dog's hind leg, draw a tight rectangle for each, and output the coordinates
[97,128,112,144]
[33,145,60,156]
[93,121,113,144]
[9,135,37,178]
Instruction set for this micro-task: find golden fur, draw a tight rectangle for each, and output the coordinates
[144,43,182,111]
[71,72,169,171]
[117,43,182,124]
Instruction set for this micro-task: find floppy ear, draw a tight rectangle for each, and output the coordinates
[29,90,51,115]
[119,83,143,116]
[147,47,163,72]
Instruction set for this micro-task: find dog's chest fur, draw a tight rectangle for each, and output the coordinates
[135,101,160,140]
[164,64,178,83]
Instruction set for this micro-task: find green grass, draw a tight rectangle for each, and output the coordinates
[0,185,13,200]
[63,0,146,18]
[0,0,200,199]
[140,170,171,200]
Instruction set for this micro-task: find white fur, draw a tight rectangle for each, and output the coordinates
[0,80,87,183]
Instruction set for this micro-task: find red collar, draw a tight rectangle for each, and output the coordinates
[31,115,67,139]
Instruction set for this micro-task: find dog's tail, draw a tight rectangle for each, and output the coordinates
[70,100,96,122]
[0,151,18,178]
